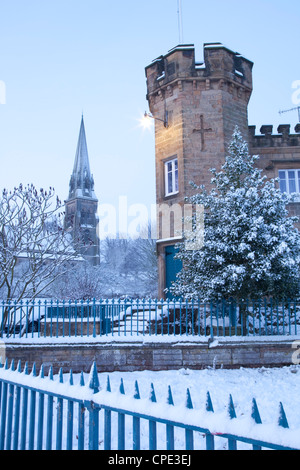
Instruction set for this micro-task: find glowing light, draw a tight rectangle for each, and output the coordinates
[140,112,154,131]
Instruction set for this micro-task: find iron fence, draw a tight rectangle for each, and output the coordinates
[0,358,297,450]
[0,297,300,340]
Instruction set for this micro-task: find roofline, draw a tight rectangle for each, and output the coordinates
[145,42,253,69]
[204,42,254,65]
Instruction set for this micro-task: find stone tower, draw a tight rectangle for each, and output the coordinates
[65,116,100,266]
[145,43,254,297]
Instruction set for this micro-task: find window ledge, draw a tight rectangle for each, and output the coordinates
[164,191,179,198]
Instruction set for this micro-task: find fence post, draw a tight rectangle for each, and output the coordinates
[185,388,194,450]
[173,298,176,336]
[288,300,292,336]
[37,365,45,450]
[61,300,65,338]
[185,299,189,336]
[92,299,96,338]
[166,386,175,450]
[80,300,84,337]
[149,383,157,450]
[12,361,22,450]
[118,378,126,450]
[46,366,54,450]
[5,360,15,450]
[251,398,262,450]
[49,300,53,338]
[104,376,112,450]
[78,372,85,450]
[133,381,141,450]
[0,301,3,338]
[148,299,151,336]
[227,394,237,450]
[56,368,64,450]
[20,362,29,450]
[179,299,182,336]
[66,370,74,450]
[37,300,41,338]
[28,363,37,450]
[0,360,9,450]
[111,298,114,337]
[210,301,214,339]
[278,402,289,429]
[161,298,164,336]
[141,298,146,335]
[6,300,11,339]
[205,391,215,450]
[136,299,139,336]
[87,362,100,450]
[154,299,158,336]
[293,300,297,336]
[130,299,133,336]
[43,300,47,338]
[86,299,90,337]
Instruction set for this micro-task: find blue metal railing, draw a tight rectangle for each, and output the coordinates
[1,298,300,339]
[0,358,298,450]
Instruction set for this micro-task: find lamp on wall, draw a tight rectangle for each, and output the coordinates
[143,111,169,128]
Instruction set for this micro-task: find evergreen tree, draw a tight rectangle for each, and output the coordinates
[170,127,300,301]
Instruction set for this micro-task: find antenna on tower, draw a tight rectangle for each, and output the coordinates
[279,106,300,122]
[177,0,184,44]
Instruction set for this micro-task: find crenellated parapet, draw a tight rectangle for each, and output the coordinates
[249,124,300,148]
[145,43,253,107]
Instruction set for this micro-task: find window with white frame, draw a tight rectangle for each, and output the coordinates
[278,170,300,197]
[164,158,178,196]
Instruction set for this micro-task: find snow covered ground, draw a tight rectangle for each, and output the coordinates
[63,364,300,450]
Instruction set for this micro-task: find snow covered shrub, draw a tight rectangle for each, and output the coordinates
[170,127,300,302]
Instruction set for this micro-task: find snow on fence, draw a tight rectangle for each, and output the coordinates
[0,358,298,451]
[1,298,300,340]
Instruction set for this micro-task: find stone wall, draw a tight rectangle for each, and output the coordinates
[3,338,297,374]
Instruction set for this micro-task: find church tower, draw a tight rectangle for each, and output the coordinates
[145,43,253,297]
[65,116,100,266]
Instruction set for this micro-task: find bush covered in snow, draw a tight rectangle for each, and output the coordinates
[170,127,300,302]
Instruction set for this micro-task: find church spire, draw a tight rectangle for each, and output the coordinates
[68,115,96,200]
[65,115,100,266]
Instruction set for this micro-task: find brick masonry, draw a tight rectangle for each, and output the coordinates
[146,44,253,296]
[145,43,300,297]
[2,339,297,374]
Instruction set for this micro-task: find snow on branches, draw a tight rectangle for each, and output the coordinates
[0,184,77,305]
[170,127,300,301]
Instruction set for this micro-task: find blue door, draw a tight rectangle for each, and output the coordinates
[165,245,182,299]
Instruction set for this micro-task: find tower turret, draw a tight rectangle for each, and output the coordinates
[145,43,253,297]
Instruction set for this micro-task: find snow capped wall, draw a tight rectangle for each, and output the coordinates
[3,337,298,374]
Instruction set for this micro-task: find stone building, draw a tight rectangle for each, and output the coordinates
[64,116,100,266]
[145,43,300,298]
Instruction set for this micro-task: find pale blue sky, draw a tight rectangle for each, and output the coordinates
[0,0,299,217]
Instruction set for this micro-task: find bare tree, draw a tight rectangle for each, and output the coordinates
[99,226,158,298]
[0,184,79,330]
[53,262,102,300]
